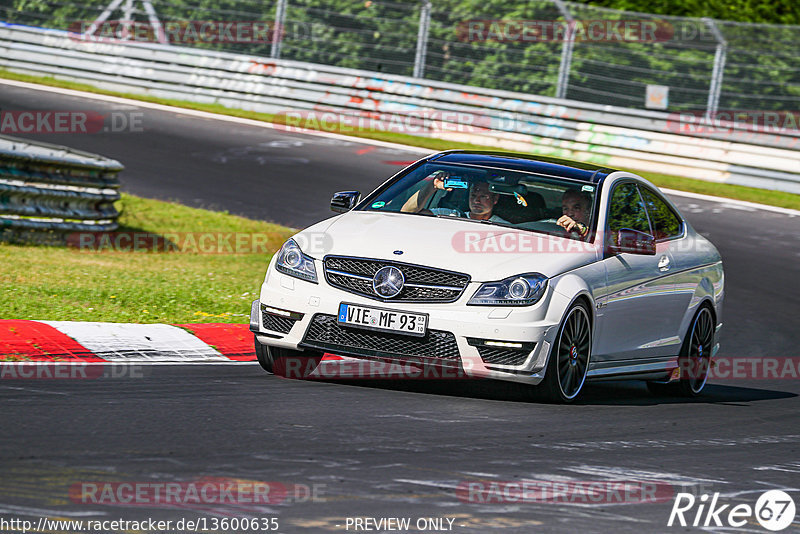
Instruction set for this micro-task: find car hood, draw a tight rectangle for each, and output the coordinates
[296,211,599,281]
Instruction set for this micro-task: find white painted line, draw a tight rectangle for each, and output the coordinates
[393,478,462,491]
[0,385,69,395]
[662,188,800,217]
[2,77,795,217]
[563,465,728,485]
[39,321,228,361]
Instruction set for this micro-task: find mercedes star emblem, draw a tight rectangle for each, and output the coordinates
[373,266,405,298]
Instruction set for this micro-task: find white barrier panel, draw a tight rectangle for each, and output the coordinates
[1,23,798,194]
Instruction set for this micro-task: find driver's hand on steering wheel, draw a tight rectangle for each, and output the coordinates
[557,215,588,237]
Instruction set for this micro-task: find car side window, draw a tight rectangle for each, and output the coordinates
[640,187,683,240]
[607,183,651,236]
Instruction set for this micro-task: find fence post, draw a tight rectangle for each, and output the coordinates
[83,0,125,38]
[552,0,575,100]
[703,17,727,120]
[84,0,167,44]
[271,0,288,59]
[413,0,432,78]
[140,0,167,44]
[121,0,134,39]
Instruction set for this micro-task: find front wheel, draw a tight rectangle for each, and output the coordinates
[540,302,592,403]
[254,336,274,372]
[253,337,322,378]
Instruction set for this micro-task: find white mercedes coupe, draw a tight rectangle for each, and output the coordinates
[251,151,724,402]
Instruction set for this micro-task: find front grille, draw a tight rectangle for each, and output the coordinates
[324,256,470,303]
[301,314,460,363]
[476,346,533,366]
[262,313,297,334]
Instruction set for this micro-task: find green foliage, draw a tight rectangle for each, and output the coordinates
[580,0,800,25]
[3,0,797,110]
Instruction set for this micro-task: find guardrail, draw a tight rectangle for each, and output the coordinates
[1,23,797,194]
[0,133,122,241]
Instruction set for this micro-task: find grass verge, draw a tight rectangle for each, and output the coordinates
[0,194,294,324]
[1,68,797,211]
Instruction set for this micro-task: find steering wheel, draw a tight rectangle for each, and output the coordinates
[521,219,571,236]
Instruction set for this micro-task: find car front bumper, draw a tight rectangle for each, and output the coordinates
[251,262,570,385]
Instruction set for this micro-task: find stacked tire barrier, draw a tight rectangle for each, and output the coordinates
[0,22,797,194]
[0,134,122,242]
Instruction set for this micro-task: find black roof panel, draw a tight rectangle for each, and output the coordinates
[429,151,614,182]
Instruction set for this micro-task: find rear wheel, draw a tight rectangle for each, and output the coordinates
[540,302,592,403]
[254,336,322,378]
[647,305,714,397]
[676,306,714,396]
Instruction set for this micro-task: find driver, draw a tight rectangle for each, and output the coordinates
[557,188,592,238]
[401,171,510,224]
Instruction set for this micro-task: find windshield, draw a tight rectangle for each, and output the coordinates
[359,162,598,241]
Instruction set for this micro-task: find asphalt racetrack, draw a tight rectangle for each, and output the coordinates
[1,82,799,533]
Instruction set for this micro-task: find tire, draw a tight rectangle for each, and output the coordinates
[254,336,323,379]
[647,305,714,398]
[540,301,592,403]
[254,336,274,373]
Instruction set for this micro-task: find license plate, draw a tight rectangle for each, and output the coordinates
[337,303,427,337]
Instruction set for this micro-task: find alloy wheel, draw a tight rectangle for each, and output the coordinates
[555,304,592,400]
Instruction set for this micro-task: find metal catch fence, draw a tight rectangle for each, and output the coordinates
[2,0,797,114]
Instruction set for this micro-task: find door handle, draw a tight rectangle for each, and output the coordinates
[658,255,671,272]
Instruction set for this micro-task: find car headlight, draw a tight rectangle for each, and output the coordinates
[275,238,318,283]
[468,273,548,306]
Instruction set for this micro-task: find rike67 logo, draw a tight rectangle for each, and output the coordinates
[668,490,796,531]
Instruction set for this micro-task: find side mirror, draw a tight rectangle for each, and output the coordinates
[331,191,361,213]
[609,228,656,256]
